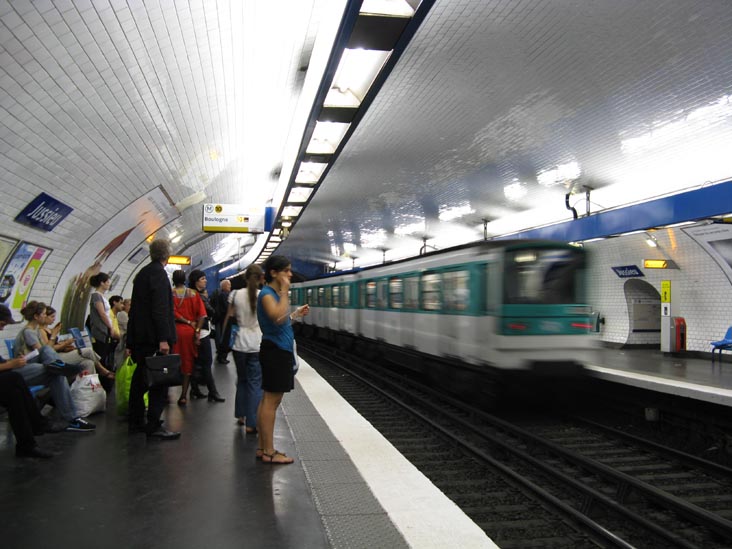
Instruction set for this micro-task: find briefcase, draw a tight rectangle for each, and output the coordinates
[145,353,182,387]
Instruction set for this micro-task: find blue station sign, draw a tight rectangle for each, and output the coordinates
[611,265,644,278]
[15,192,73,232]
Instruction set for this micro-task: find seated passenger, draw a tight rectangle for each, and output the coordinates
[12,301,95,432]
[0,305,53,458]
[41,306,114,380]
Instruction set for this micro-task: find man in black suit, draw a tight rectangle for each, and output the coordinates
[126,239,180,440]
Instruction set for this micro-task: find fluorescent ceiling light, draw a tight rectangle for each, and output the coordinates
[287,187,314,203]
[395,220,425,236]
[360,0,415,17]
[282,205,303,217]
[537,161,581,187]
[295,162,327,184]
[306,121,350,154]
[438,203,475,221]
[645,235,658,247]
[281,221,292,228]
[171,235,182,244]
[325,49,391,107]
[503,181,527,201]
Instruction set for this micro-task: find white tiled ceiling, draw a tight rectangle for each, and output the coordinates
[1,0,331,272]
[278,0,732,268]
[3,0,732,279]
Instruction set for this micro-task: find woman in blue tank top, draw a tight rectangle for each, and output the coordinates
[256,255,309,464]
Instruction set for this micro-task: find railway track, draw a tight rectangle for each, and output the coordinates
[298,339,732,548]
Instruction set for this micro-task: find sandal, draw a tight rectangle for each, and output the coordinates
[255,448,264,459]
[261,450,294,464]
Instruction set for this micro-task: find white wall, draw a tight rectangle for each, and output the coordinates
[586,226,732,351]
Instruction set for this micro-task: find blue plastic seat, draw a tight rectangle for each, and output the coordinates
[4,338,14,358]
[711,326,732,364]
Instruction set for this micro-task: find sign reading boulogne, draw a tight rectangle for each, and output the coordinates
[15,192,73,232]
[611,265,644,278]
[202,203,266,233]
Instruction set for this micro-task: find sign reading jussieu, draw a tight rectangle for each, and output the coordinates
[202,203,266,233]
[15,192,73,232]
[611,265,644,278]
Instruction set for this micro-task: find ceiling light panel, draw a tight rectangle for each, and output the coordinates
[306,121,350,154]
[295,161,328,184]
[325,49,391,107]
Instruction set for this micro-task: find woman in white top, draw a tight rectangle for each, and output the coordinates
[224,264,264,433]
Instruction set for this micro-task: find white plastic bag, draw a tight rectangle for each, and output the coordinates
[70,373,106,417]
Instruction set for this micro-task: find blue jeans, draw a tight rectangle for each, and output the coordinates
[17,362,78,422]
[233,351,262,427]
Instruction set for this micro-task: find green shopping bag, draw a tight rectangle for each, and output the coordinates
[115,356,148,414]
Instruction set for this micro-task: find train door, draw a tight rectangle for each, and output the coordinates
[342,283,355,334]
[442,268,473,359]
[362,280,377,339]
[416,271,441,356]
[388,277,404,346]
[331,284,340,331]
[376,278,391,342]
[401,275,419,348]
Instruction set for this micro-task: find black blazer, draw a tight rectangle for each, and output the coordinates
[127,260,176,349]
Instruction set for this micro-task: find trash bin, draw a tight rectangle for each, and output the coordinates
[669,317,686,352]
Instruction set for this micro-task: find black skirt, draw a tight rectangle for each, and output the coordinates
[259,339,294,393]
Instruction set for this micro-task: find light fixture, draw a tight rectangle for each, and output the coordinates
[287,187,314,204]
[360,0,415,17]
[325,49,391,107]
[644,259,679,269]
[295,162,328,184]
[645,234,658,247]
[167,255,191,265]
[306,121,350,154]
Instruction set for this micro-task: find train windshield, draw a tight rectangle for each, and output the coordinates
[503,247,585,305]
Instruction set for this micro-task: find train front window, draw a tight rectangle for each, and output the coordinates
[504,247,584,304]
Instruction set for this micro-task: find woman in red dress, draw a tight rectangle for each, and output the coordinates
[171,270,206,406]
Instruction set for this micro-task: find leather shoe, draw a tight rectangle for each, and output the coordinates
[190,390,207,399]
[146,428,181,440]
[16,445,53,458]
[208,393,225,403]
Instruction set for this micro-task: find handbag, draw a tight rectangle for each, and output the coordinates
[145,353,182,387]
[70,373,106,417]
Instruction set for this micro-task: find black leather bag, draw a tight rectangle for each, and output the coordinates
[145,353,182,387]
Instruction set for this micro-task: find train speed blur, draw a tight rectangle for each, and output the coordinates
[290,240,598,387]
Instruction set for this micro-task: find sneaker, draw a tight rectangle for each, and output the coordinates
[45,360,67,374]
[65,418,96,432]
[146,428,181,440]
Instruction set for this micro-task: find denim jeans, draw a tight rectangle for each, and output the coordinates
[17,362,78,422]
[233,351,263,427]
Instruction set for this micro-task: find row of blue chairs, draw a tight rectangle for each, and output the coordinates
[711,326,732,365]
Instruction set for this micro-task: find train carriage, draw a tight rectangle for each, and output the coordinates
[292,240,597,375]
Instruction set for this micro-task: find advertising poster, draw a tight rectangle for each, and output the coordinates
[0,242,52,313]
[682,223,732,284]
[53,186,179,329]
[0,235,18,273]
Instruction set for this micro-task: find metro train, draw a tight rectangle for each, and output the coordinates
[290,240,599,391]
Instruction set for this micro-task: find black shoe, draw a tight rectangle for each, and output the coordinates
[146,428,181,440]
[190,390,208,399]
[216,356,230,364]
[208,393,225,403]
[16,445,54,458]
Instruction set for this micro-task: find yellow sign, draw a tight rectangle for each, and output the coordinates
[202,203,265,233]
[644,259,667,269]
[661,280,671,303]
[167,255,191,265]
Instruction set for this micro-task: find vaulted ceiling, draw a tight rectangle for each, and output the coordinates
[2,0,732,283]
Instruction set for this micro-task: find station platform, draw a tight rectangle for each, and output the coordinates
[0,357,495,549]
[586,347,732,408]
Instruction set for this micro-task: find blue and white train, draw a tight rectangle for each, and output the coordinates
[290,240,598,380]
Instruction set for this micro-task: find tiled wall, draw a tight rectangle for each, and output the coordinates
[586,225,732,351]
